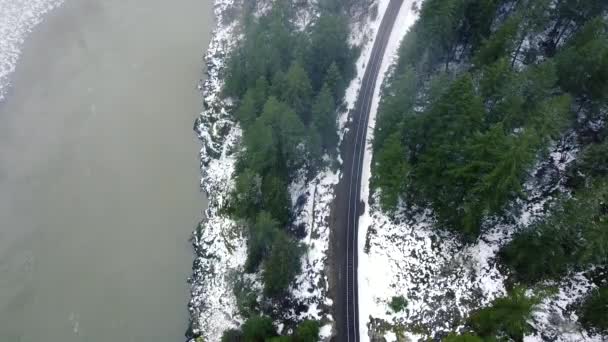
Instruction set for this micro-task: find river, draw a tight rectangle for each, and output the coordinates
[0,0,212,341]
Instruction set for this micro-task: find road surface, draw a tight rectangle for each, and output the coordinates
[333,0,404,340]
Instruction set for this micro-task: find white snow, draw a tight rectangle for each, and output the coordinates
[0,0,64,101]
[356,0,420,340]
[356,126,599,340]
[289,166,341,327]
[353,1,605,340]
[339,0,397,143]
[526,271,602,342]
[187,0,249,341]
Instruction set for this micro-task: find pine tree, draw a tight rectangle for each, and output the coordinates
[373,133,409,211]
[243,119,277,174]
[283,62,313,123]
[323,62,346,104]
[261,175,290,226]
[245,211,279,272]
[312,84,338,151]
[263,231,302,297]
[242,315,277,342]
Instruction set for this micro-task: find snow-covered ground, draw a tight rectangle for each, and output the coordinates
[188,0,338,340]
[187,0,247,341]
[288,165,340,338]
[0,0,64,101]
[353,0,421,340]
[354,2,606,341]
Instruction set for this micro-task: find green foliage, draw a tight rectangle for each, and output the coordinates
[283,62,313,123]
[242,120,277,174]
[242,315,277,342]
[234,274,259,317]
[473,14,521,66]
[246,212,279,272]
[221,329,243,342]
[230,169,262,220]
[263,231,303,297]
[389,295,408,312]
[373,132,409,211]
[468,287,540,340]
[258,97,307,175]
[501,181,608,283]
[268,336,292,342]
[556,17,608,101]
[261,176,291,226]
[224,0,357,305]
[371,0,596,235]
[306,15,355,90]
[323,62,346,104]
[294,320,320,342]
[373,66,416,153]
[443,333,484,342]
[568,140,608,188]
[312,84,338,152]
[579,286,608,333]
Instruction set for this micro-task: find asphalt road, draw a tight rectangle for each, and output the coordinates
[332,0,404,340]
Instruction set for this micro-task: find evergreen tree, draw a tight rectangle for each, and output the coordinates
[294,320,320,342]
[311,84,338,151]
[245,211,279,273]
[323,62,346,104]
[468,287,540,341]
[283,62,313,123]
[231,169,263,220]
[263,231,303,297]
[556,17,608,101]
[259,97,307,175]
[243,119,277,174]
[261,175,290,226]
[242,315,277,342]
[373,132,409,211]
[579,286,608,333]
[307,15,354,90]
[236,90,258,129]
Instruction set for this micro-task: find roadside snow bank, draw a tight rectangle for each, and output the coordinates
[0,0,64,101]
[339,0,406,143]
[354,0,420,340]
[288,166,340,327]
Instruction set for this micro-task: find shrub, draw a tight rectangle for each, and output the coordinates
[443,333,484,342]
[242,315,276,342]
[221,329,243,342]
[579,286,608,333]
[468,287,539,340]
[295,320,320,342]
[389,295,408,312]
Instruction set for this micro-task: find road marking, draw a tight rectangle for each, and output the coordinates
[346,10,389,340]
[344,1,402,340]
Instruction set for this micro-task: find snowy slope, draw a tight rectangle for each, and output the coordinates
[187,0,247,341]
[354,3,606,342]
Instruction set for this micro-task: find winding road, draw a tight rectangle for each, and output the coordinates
[333,0,404,340]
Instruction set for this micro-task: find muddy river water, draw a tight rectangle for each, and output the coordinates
[0,0,212,340]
